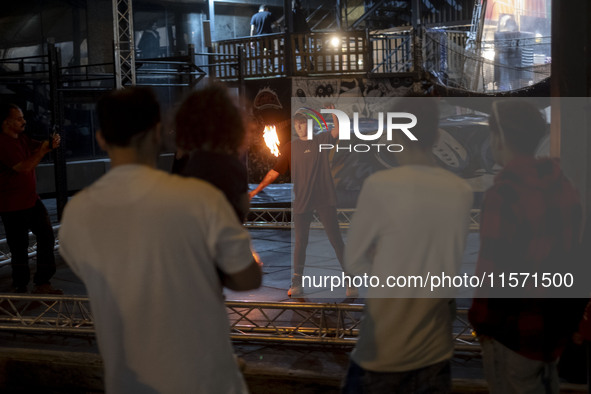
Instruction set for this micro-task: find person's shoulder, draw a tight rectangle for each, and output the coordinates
[433,167,472,187]
[145,171,230,216]
[61,185,95,220]
[166,170,221,194]
[362,169,391,189]
[367,166,409,182]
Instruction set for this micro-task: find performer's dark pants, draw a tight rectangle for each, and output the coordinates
[1,199,56,288]
[293,205,345,279]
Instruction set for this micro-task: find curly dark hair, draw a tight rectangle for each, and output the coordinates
[175,85,245,155]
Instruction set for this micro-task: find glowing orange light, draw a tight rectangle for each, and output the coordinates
[263,125,280,157]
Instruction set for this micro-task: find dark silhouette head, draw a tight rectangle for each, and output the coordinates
[175,84,245,155]
[489,99,546,155]
[96,87,161,147]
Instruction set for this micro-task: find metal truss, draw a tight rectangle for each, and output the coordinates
[0,295,480,355]
[227,301,363,345]
[245,208,355,229]
[0,294,93,334]
[112,0,136,87]
[228,302,478,353]
[0,209,481,266]
[246,208,481,231]
[246,208,292,229]
[468,209,480,231]
[0,225,60,267]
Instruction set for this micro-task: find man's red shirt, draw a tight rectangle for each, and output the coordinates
[0,132,41,212]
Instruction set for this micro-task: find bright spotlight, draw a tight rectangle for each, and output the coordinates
[330,36,340,48]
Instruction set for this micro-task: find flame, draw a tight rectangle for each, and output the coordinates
[263,125,281,157]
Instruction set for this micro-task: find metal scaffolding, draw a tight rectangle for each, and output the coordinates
[245,208,356,229]
[112,0,136,87]
[0,209,482,266]
[245,208,482,231]
[0,294,480,354]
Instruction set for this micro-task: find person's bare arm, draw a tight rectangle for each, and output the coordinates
[12,140,53,173]
[249,169,280,200]
[220,260,262,291]
[250,25,256,48]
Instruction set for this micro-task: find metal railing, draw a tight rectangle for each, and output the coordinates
[290,32,370,75]
[0,55,50,77]
[214,33,286,79]
[370,30,414,73]
[213,31,370,80]
[212,29,415,79]
[424,29,551,92]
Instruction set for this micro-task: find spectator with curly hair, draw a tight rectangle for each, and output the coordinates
[172,84,249,223]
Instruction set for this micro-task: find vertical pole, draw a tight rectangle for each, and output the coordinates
[343,0,348,30]
[207,0,216,81]
[175,12,187,54]
[188,43,195,88]
[72,5,81,67]
[551,0,591,257]
[335,0,342,30]
[47,42,68,220]
[208,0,215,42]
[411,0,421,29]
[365,28,373,73]
[238,45,246,101]
[411,0,423,77]
[284,0,294,76]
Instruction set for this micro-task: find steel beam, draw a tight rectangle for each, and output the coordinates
[0,294,480,355]
[112,0,136,87]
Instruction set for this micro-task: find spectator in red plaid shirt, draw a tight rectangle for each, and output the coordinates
[469,100,585,394]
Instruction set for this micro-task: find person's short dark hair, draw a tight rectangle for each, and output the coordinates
[489,99,546,155]
[259,4,268,12]
[175,84,245,155]
[395,97,440,149]
[293,113,307,124]
[97,87,160,147]
[0,103,21,125]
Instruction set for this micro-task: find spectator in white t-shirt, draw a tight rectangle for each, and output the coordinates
[59,87,261,394]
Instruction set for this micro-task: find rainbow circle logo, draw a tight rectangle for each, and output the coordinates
[296,107,329,133]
